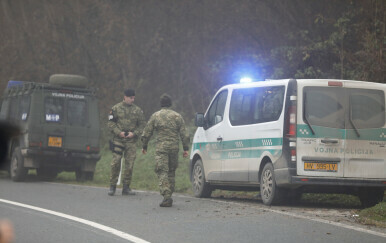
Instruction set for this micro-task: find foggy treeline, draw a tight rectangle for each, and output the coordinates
[0,0,384,122]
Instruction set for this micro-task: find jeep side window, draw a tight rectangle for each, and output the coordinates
[45,97,64,123]
[0,99,10,120]
[206,90,228,128]
[350,89,385,129]
[19,96,31,121]
[9,98,19,122]
[67,99,87,126]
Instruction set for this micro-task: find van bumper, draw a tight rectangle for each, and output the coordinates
[292,176,386,188]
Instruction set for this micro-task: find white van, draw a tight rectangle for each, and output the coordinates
[190,79,385,207]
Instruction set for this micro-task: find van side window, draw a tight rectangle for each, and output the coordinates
[206,90,228,128]
[230,86,285,126]
[350,89,385,129]
[45,97,64,122]
[19,96,31,121]
[68,99,87,126]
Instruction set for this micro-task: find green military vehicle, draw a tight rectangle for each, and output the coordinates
[0,74,101,181]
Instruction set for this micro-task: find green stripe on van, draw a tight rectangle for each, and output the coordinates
[193,137,283,151]
[297,124,386,141]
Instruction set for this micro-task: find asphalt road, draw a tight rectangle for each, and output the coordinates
[0,178,385,243]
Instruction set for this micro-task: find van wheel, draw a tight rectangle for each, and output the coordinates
[260,163,281,205]
[76,170,94,182]
[37,167,58,181]
[192,159,212,198]
[358,187,384,208]
[10,147,27,182]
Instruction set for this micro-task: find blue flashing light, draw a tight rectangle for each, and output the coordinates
[7,80,26,88]
[240,77,252,83]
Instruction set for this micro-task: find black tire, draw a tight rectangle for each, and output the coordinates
[49,74,88,88]
[358,187,384,208]
[260,163,282,205]
[76,170,94,182]
[10,147,27,182]
[36,167,58,181]
[192,159,212,198]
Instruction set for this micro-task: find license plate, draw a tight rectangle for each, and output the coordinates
[48,136,62,147]
[304,162,337,172]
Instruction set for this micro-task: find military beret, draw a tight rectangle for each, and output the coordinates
[160,93,172,107]
[124,89,135,97]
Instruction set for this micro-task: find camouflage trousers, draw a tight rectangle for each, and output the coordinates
[110,141,137,186]
[155,149,179,199]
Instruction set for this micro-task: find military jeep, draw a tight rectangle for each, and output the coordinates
[0,74,101,181]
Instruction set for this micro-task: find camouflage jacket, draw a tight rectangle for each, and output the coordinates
[108,102,145,143]
[141,108,189,151]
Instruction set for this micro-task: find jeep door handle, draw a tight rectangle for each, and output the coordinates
[217,136,223,142]
[321,138,339,144]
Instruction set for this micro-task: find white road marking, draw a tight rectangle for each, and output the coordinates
[0,198,150,243]
[201,197,386,238]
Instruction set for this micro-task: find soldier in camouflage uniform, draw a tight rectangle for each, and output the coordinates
[108,89,145,196]
[141,94,190,207]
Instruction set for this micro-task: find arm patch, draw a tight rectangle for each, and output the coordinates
[108,110,117,122]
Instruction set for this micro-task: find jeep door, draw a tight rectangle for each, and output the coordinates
[344,87,385,178]
[296,83,345,177]
[64,97,89,151]
[201,90,228,181]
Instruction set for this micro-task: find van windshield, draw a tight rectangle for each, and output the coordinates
[303,87,385,129]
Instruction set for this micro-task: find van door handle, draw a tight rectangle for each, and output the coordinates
[321,138,339,144]
[217,136,223,142]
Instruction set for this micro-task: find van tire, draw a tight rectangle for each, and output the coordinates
[358,187,384,208]
[10,147,27,182]
[37,167,58,181]
[260,163,281,205]
[192,159,212,198]
[49,74,88,88]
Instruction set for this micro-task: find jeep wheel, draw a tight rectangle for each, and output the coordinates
[260,163,282,205]
[192,159,212,198]
[76,170,94,182]
[358,187,384,208]
[10,147,27,182]
[37,167,58,181]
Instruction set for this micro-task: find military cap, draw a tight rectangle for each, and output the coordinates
[124,89,135,97]
[160,93,172,107]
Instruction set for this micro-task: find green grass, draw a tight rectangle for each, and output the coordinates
[56,141,192,194]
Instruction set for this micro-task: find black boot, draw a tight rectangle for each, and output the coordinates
[159,198,173,207]
[108,185,116,196]
[122,184,135,195]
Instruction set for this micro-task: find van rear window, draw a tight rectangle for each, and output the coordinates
[303,87,385,129]
[350,89,385,129]
[303,87,345,129]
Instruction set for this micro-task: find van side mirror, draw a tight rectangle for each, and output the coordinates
[195,113,205,127]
